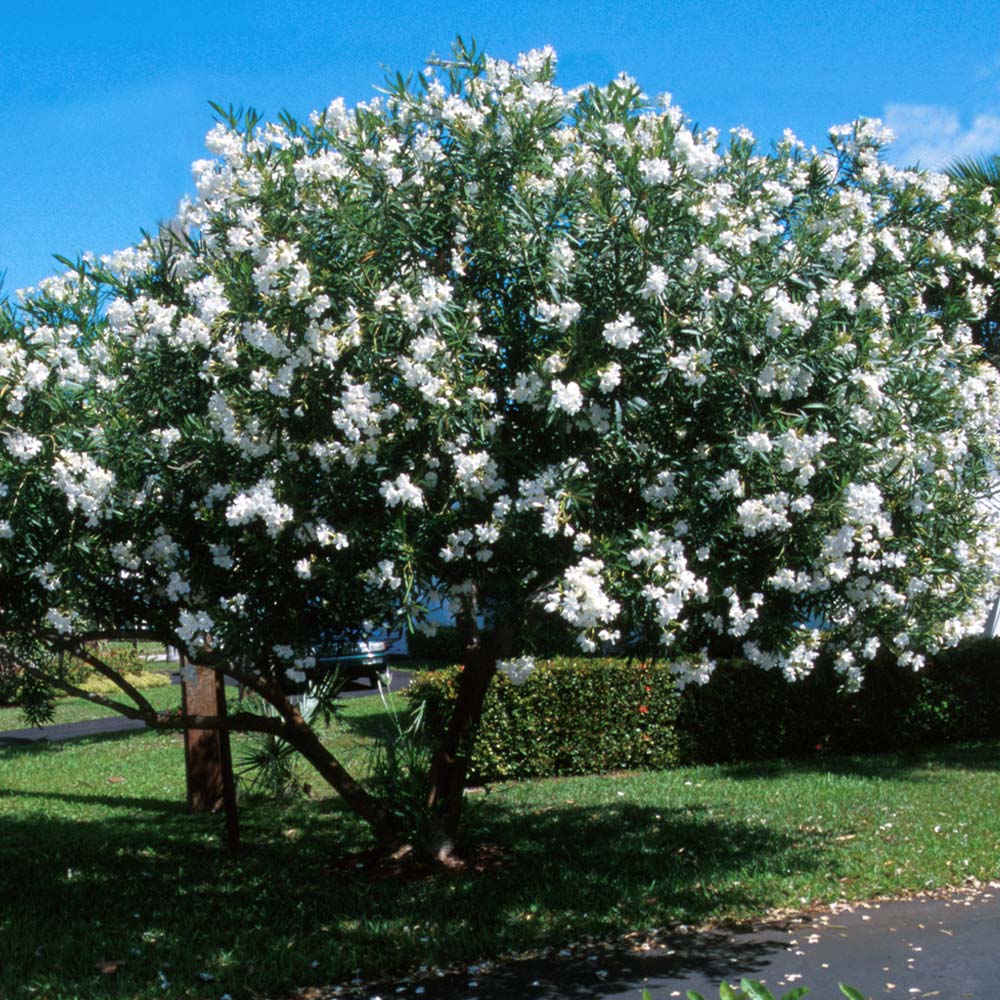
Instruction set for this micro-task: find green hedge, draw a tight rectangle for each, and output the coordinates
[407,657,683,781]
[405,639,1000,782]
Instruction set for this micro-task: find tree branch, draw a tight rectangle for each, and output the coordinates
[65,645,156,715]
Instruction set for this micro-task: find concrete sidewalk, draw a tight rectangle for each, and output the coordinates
[337,886,1000,1000]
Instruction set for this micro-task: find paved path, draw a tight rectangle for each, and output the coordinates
[340,887,1000,1000]
[0,669,413,746]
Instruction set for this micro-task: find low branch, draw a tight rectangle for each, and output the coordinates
[20,664,141,719]
[41,629,164,644]
[17,658,287,736]
[67,646,156,715]
[144,710,287,736]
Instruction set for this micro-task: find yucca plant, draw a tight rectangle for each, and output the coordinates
[235,671,346,799]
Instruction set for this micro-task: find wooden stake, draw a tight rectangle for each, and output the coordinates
[180,657,240,852]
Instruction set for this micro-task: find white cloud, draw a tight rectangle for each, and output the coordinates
[884,103,1000,169]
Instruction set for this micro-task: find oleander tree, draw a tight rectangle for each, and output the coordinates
[2,40,999,856]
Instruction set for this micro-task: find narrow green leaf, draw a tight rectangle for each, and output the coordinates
[780,987,810,1000]
[838,985,866,1000]
[741,980,776,1000]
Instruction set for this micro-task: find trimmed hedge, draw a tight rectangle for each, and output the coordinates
[407,657,683,781]
[405,639,1000,782]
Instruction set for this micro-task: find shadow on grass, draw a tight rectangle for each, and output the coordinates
[0,726,162,753]
[0,793,820,1000]
[711,740,1000,783]
[0,786,188,813]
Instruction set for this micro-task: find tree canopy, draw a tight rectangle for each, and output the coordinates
[2,42,999,849]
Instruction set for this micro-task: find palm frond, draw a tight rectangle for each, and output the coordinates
[946,154,1000,185]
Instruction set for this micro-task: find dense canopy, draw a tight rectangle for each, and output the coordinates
[2,42,998,843]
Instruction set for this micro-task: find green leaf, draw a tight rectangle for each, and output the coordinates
[740,980,777,1000]
[686,992,706,1000]
[719,982,741,1000]
[838,985,866,1000]
[780,987,810,1000]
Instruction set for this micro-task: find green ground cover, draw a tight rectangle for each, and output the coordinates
[1,685,999,999]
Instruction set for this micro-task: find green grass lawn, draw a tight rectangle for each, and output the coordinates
[2,688,999,1000]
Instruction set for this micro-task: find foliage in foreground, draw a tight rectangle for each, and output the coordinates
[2,40,1000,848]
[682,982,864,1000]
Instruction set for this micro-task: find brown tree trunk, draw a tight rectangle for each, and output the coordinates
[424,646,497,860]
[423,602,518,861]
[279,709,401,846]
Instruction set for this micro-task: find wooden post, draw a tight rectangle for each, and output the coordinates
[180,657,240,851]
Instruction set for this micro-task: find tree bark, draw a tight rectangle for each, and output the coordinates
[424,646,497,858]
[279,708,400,845]
[423,606,518,860]
[180,662,240,851]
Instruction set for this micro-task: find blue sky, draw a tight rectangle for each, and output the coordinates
[2,0,998,297]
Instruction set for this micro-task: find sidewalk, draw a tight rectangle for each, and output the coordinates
[336,886,1000,1000]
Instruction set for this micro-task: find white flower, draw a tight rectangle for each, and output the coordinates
[737,495,792,536]
[4,432,43,463]
[166,572,191,602]
[640,265,669,299]
[225,481,294,537]
[543,558,621,633]
[598,364,621,393]
[499,656,536,685]
[177,610,214,653]
[602,313,642,348]
[379,473,425,509]
[744,432,773,455]
[51,451,115,526]
[550,379,584,415]
[45,608,75,634]
[536,299,581,331]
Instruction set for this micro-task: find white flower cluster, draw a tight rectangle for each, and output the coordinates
[498,656,536,685]
[1,41,998,700]
[52,451,115,526]
[543,558,621,652]
[225,481,294,537]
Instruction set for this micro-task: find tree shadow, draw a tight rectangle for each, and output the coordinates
[0,795,823,999]
[0,786,186,813]
[711,740,1000,783]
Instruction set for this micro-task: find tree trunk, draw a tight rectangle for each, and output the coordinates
[278,706,401,846]
[425,608,522,863]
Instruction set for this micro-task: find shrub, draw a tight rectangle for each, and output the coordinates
[408,640,1000,781]
[63,644,173,695]
[407,657,682,782]
[674,657,842,764]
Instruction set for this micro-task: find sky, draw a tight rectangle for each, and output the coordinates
[2,0,999,297]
